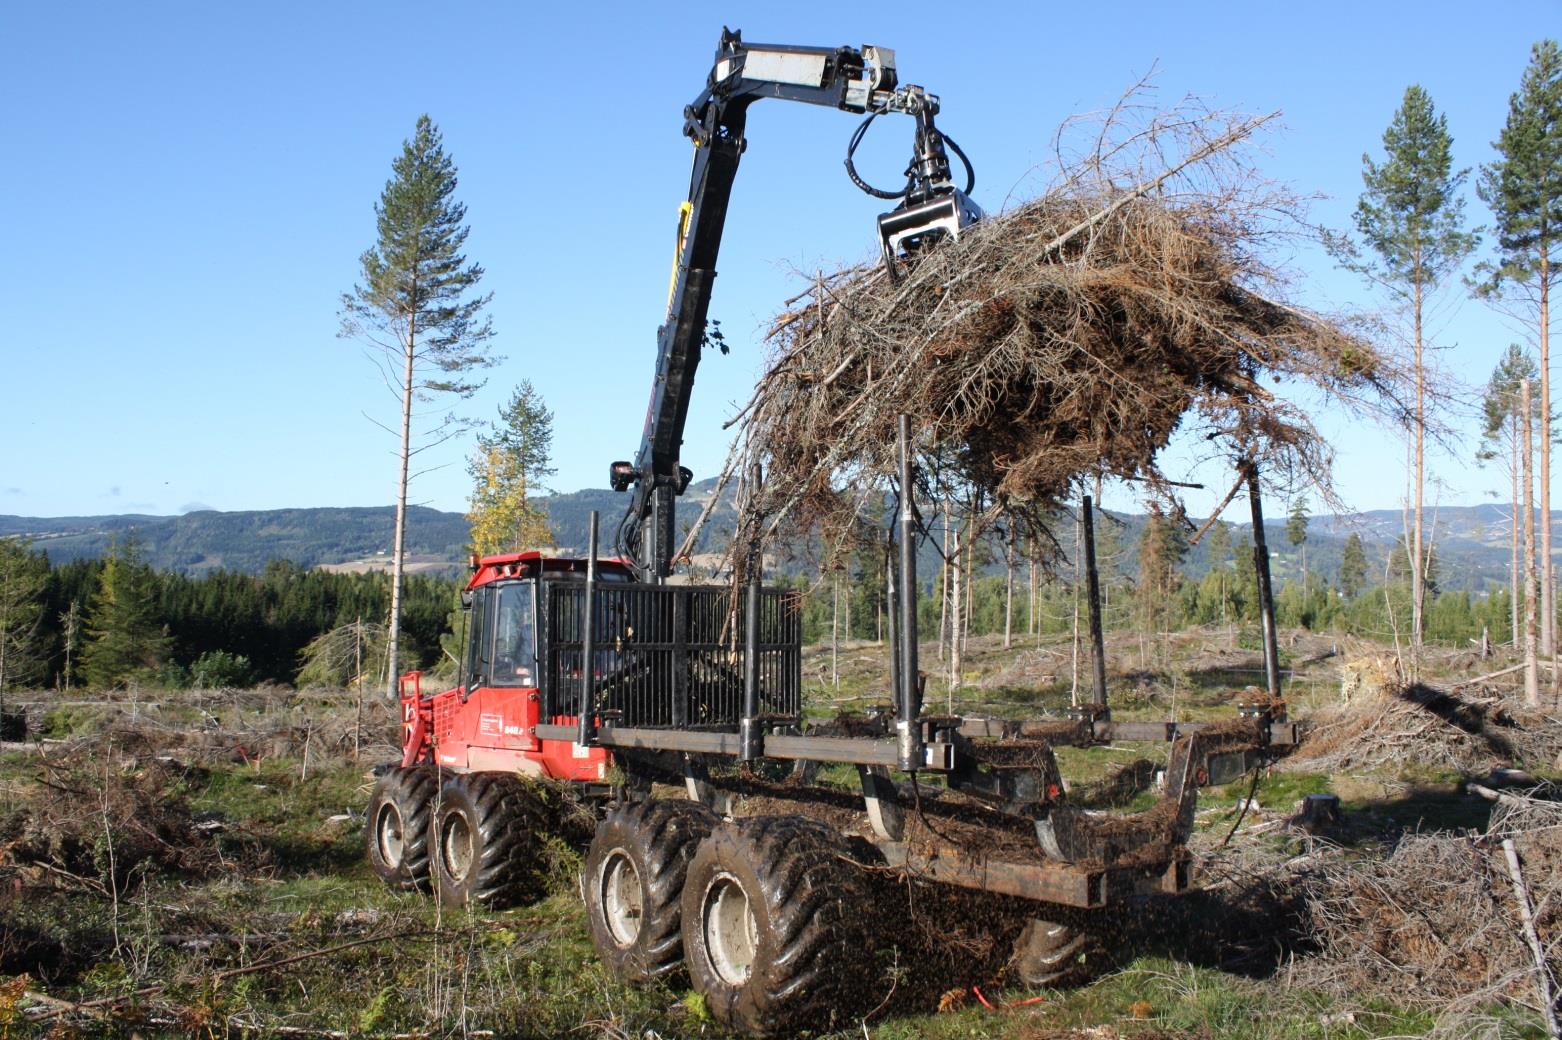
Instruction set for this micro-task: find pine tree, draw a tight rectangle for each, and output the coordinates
[81,537,170,688]
[1338,533,1368,599]
[340,116,499,697]
[1329,85,1478,657]
[1479,345,1540,645]
[1476,40,1562,658]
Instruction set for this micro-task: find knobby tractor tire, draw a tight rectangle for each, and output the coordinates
[431,773,550,909]
[366,766,436,891]
[1009,916,1113,990]
[583,799,719,983]
[681,815,874,1038]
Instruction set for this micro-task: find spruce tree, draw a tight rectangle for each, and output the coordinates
[0,538,48,694]
[1329,85,1478,657]
[340,116,499,697]
[1285,499,1310,586]
[81,537,170,688]
[1476,40,1562,657]
[467,381,555,556]
[1338,533,1368,599]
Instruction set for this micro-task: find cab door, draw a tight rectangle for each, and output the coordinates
[468,579,540,751]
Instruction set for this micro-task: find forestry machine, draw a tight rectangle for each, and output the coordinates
[368,29,1297,1038]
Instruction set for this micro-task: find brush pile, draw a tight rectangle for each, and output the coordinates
[1302,785,1562,1014]
[1287,681,1562,774]
[725,93,1398,559]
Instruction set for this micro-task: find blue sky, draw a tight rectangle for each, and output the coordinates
[1,1,1556,521]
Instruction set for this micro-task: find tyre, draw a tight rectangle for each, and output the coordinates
[431,773,549,909]
[1009,916,1112,989]
[681,816,873,1037]
[366,766,436,891]
[583,799,718,983]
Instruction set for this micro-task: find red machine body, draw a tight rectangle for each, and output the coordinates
[397,551,629,783]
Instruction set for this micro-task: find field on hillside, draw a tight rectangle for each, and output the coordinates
[2,630,1559,1039]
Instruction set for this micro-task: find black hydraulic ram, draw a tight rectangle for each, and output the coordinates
[740,545,763,762]
[896,415,924,772]
[1082,495,1108,708]
[577,512,600,747]
[1244,462,1283,700]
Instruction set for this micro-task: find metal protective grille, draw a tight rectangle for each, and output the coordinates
[545,581,801,729]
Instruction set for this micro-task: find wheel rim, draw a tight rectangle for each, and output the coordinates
[441,811,474,884]
[599,850,643,948]
[375,801,405,867]
[703,872,756,986]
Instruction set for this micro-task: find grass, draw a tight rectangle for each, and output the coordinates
[3,630,1555,1038]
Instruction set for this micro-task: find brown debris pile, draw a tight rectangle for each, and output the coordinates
[1287,681,1562,774]
[730,97,1395,556]
[0,750,257,894]
[1301,786,1562,1011]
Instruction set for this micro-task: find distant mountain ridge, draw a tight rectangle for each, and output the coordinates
[1,493,1547,594]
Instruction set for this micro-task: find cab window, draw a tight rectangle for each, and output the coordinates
[489,581,537,687]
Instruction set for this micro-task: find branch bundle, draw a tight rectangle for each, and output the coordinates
[732,93,1397,560]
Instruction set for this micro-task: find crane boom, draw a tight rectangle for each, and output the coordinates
[611,27,979,580]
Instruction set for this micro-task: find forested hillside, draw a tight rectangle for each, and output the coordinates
[0,493,1539,593]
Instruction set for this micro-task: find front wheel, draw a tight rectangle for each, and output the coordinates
[431,774,548,909]
[680,816,874,1037]
[366,767,435,891]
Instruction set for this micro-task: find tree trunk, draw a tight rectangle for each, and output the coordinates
[938,501,950,662]
[831,575,840,689]
[386,317,416,701]
[1004,523,1015,649]
[1411,276,1425,658]
[1524,378,1541,707]
[1513,427,1523,647]
[1541,261,1554,660]
[949,523,962,707]
[1071,506,1082,705]
[963,532,974,654]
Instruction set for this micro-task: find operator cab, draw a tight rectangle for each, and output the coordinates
[462,552,634,695]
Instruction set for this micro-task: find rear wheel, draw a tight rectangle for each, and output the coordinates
[583,799,718,982]
[366,767,435,891]
[1010,916,1112,989]
[432,773,549,909]
[681,816,874,1037]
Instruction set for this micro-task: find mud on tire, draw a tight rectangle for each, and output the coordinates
[583,799,718,983]
[1010,916,1113,989]
[432,773,550,909]
[366,766,436,891]
[681,815,877,1037]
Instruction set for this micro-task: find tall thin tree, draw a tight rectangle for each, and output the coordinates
[1328,85,1478,659]
[1477,40,1562,657]
[1479,344,1539,645]
[340,116,498,698]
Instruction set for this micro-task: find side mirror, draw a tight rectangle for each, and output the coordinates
[460,589,473,609]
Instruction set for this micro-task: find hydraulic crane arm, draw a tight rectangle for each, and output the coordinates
[611,28,980,581]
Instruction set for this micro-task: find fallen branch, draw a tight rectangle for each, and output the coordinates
[1501,838,1562,1040]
